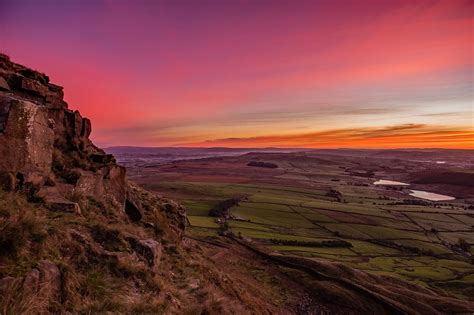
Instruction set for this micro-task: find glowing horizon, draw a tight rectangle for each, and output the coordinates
[1,0,472,149]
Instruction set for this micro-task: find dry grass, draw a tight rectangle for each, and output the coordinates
[0,277,54,315]
[0,193,47,261]
[0,190,169,313]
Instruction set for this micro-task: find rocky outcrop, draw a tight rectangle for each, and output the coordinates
[0,54,182,230]
[0,54,190,313]
[0,53,124,208]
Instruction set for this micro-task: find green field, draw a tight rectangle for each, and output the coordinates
[143,165,474,300]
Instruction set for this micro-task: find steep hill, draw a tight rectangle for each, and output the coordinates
[0,54,472,314]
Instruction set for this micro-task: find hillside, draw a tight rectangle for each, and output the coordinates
[1,55,473,314]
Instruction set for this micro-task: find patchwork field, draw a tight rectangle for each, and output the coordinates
[114,149,474,301]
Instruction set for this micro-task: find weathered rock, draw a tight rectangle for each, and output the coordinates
[65,110,83,137]
[0,97,11,132]
[20,76,48,97]
[0,97,54,175]
[74,169,105,197]
[1,72,22,91]
[131,239,162,269]
[103,165,127,208]
[81,118,91,138]
[45,91,67,109]
[19,68,49,85]
[47,83,63,93]
[24,171,47,186]
[48,201,82,215]
[0,77,10,91]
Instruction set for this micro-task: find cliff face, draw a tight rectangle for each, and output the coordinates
[0,53,186,239]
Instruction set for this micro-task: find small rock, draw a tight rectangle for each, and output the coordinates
[0,77,10,91]
[48,201,82,215]
[188,279,200,290]
[132,239,162,269]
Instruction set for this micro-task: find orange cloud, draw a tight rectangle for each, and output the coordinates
[182,124,474,149]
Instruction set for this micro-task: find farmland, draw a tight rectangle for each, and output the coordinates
[109,148,474,301]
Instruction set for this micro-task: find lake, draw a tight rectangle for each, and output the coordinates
[373,180,410,186]
[409,190,455,201]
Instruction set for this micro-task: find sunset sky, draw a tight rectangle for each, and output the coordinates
[1,0,472,148]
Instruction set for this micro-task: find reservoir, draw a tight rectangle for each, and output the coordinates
[373,180,410,186]
[409,190,455,201]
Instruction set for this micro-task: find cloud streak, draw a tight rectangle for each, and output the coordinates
[182,124,474,149]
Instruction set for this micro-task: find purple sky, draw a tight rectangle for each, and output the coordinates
[1,0,472,148]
